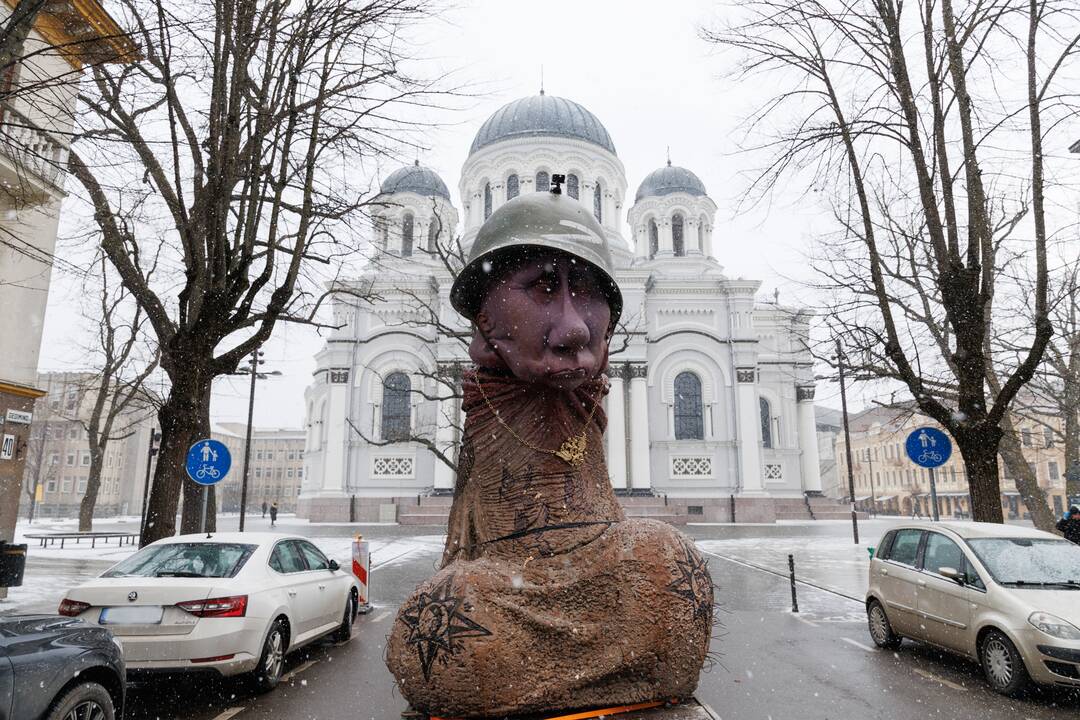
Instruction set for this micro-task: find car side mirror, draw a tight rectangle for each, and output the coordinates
[328,559,340,572]
[938,566,964,584]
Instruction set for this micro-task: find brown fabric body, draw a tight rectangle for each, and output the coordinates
[386,370,713,718]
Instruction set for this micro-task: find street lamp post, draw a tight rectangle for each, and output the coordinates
[836,338,859,544]
[234,351,281,532]
[867,448,877,518]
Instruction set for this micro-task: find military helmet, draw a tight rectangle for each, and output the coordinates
[450,184,623,325]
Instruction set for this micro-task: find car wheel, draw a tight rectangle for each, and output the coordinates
[333,592,356,643]
[867,599,903,650]
[979,629,1031,697]
[250,618,288,693]
[46,681,115,720]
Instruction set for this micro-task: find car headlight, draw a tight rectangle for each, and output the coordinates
[1028,611,1080,640]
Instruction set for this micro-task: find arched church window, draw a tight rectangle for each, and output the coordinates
[760,397,773,449]
[648,219,659,259]
[698,219,706,252]
[674,372,704,440]
[427,218,438,252]
[593,181,602,223]
[483,183,492,220]
[507,174,519,200]
[381,373,411,441]
[672,213,685,257]
[567,173,579,199]
[401,213,414,257]
[375,216,388,251]
[535,171,550,193]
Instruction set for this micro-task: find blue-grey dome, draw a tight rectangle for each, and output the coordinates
[635,163,707,202]
[380,161,451,200]
[470,94,616,155]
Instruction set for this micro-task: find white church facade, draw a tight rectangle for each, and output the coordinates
[298,94,825,523]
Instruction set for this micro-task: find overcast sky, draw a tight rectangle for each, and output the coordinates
[33,0,941,427]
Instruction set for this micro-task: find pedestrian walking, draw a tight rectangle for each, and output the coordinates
[269,502,278,528]
[261,500,268,518]
[1056,506,1080,545]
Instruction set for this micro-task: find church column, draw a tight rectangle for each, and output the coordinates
[606,364,627,489]
[628,364,652,492]
[797,386,823,493]
[433,363,462,492]
[736,367,764,494]
[323,369,351,494]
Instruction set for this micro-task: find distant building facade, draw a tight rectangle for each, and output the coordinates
[20,372,156,519]
[833,406,1069,519]
[214,424,305,513]
[299,94,824,524]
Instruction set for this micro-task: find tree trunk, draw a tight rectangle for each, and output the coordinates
[141,369,212,546]
[956,426,1004,523]
[998,424,1056,532]
[1065,373,1080,500]
[78,451,105,532]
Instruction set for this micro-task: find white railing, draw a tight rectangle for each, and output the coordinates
[0,101,69,187]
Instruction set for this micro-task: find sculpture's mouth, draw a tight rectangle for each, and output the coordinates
[547,367,589,381]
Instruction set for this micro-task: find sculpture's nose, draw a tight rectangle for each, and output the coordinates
[549,286,590,353]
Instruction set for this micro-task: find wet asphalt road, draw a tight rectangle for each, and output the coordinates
[93,522,1078,720]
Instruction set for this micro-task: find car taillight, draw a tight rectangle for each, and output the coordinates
[176,595,248,618]
[58,598,90,617]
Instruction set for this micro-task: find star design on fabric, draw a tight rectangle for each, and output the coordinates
[666,539,713,622]
[398,576,492,680]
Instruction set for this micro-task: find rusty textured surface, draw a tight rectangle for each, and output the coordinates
[386,369,714,718]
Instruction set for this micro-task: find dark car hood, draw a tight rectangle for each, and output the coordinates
[0,615,89,645]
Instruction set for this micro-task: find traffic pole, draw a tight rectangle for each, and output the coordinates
[929,467,940,522]
[352,534,372,613]
[836,338,859,545]
[788,554,799,613]
[200,487,210,537]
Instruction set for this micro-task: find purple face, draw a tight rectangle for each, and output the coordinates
[469,251,612,390]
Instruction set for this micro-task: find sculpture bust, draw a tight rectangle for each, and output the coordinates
[386,181,713,718]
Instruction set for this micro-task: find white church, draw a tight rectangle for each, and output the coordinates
[298,93,830,524]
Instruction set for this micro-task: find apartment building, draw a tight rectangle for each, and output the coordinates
[833,406,1070,520]
[20,372,156,519]
[214,424,305,514]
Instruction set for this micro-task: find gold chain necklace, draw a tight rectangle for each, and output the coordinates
[476,375,600,467]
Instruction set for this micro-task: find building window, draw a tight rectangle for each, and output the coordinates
[1044,427,1054,448]
[1049,461,1060,481]
[66,453,75,466]
[759,397,773,449]
[267,451,274,461]
[648,220,659,259]
[375,216,388,251]
[61,478,72,493]
[673,372,704,440]
[483,183,492,219]
[402,213,414,257]
[287,468,294,478]
[49,453,59,465]
[298,468,304,478]
[77,478,87,494]
[427,219,439,251]
[66,390,77,411]
[567,173,579,199]
[381,372,411,441]
[256,450,263,460]
[46,479,56,493]
[535,171,549,193]
[287,451,296,461]
[255,468,262,479]
[1021,428,1032,447]
[593,181,602,223]
[672,214,685,257]
[507,174,519,200]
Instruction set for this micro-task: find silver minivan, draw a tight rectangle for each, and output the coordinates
[866,522,1080,695]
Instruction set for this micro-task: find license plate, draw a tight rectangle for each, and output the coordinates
[99,606,163,625]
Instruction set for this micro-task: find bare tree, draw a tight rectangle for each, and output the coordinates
[74,256,159,531]
[21,401,58,523]
[65,0,452,544]
[706,0,1080,522]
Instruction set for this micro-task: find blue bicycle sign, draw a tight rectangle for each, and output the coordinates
[905,427,952,469]
[185,439,231,486]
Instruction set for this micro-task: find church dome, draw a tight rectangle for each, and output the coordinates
[469,93,616,155]
[380,161,451,200]
[634,162,707,202]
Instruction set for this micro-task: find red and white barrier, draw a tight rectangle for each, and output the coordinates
[351,535,372,613]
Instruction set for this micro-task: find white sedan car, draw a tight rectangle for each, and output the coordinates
[57,532,360,691]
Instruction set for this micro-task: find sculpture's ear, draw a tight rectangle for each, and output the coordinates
[468,312,506,370]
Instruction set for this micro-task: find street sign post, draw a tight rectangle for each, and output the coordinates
[905,427,952,521]
[185,439,231,534]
